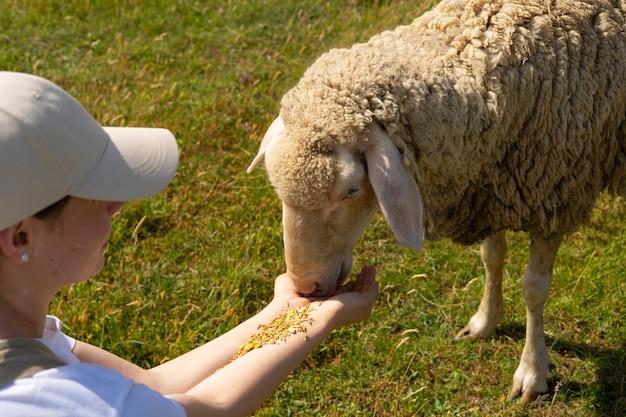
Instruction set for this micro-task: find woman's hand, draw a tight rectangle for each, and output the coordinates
[317,265,378,327]
[271,266,378,327]
[176,266,378,417]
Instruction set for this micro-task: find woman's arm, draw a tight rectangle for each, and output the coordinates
[73,292,292,393]
[171,268,378,417]
[146,295,290,393]
[74,266,377,413]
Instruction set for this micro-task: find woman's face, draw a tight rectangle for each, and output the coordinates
[35,197,124,285]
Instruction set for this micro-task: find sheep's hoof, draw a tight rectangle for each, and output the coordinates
[508,356,550,404]
[453,309,501,342]
[508,385,550,405]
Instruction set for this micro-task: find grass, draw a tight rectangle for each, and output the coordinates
[2,0,624,415]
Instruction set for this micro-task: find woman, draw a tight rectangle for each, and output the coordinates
[0,72,378,417]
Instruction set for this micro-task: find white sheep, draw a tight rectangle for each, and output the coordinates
[248,0,626,403]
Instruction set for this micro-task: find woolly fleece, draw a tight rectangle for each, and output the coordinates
[269,0,626,245]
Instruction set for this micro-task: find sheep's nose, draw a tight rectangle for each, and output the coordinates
[293,280,321,297]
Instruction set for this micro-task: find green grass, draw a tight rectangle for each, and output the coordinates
[2,1,624,415]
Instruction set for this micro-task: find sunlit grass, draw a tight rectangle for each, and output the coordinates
[3,1,624,415]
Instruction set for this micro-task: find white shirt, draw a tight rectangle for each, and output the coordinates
[0,316,187,417]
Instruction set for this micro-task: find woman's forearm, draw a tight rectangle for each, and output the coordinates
[170,304,337,417]
[147,299,287,394]
[76,268,376,416]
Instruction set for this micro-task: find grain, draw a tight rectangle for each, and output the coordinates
[232,304,315,360]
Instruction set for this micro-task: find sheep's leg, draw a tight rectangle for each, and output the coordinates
[509,235,562,404]
[455,230,506,341]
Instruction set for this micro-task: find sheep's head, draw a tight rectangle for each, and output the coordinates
[248,116,424,296]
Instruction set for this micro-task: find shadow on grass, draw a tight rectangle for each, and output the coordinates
[495,322,625,417]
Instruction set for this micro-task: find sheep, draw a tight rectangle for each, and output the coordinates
[247,0,626,403]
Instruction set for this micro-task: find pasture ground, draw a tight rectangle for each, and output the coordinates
[2,1,624,415]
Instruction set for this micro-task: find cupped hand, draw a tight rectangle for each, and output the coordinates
[320,265,379,327]
[272,266,379,326]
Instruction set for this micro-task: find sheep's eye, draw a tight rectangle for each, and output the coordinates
[343,187,360,200]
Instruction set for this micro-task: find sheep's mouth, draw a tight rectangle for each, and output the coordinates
[305,284,327,298]
[305,280,343,298]
[303,261,352,298]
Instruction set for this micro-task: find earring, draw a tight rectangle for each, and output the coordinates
[20,252,30,263]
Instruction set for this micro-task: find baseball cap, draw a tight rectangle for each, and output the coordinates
[0,72,179,230]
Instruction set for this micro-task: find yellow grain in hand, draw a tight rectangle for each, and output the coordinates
[232,304,315,360]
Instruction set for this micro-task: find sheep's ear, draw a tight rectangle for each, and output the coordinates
[247,116,285,173]
[365,123,424,250]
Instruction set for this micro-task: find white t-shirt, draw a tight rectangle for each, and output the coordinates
[0,316,186,417]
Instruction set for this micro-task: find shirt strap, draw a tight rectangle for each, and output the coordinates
[0,338,65,388]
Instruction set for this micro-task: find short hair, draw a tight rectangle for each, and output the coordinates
[34,196,70,221]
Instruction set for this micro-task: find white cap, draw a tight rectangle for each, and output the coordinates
[0,72,179,230]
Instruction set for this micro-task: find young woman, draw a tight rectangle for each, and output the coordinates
[0,72,378,417]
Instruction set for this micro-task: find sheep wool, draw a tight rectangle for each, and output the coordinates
[274,0,626,244]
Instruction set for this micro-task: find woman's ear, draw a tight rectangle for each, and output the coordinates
[0,224,30,264]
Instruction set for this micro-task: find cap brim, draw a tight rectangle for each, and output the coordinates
[70,127,179,201]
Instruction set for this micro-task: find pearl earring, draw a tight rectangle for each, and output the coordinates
[20,252,30,263]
